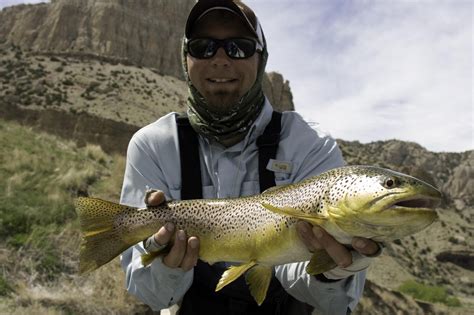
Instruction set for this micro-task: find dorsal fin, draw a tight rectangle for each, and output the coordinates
[261,202,327,226]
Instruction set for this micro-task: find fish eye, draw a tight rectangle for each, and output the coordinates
[382,177,398,189]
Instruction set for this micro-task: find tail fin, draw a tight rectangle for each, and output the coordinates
[75,197,137,273]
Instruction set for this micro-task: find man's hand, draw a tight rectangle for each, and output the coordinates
[296,221,380,270]
[146,190,200,271]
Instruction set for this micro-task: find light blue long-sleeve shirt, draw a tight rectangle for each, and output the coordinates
[120,99,367,314]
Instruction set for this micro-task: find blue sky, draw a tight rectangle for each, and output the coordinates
[1,0,472,152]
[246,0,473,153]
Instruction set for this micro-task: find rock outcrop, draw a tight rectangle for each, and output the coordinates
[0,103,137,155]
[262,72,294,111]
[436,250,474,271]
[443,153,474,209]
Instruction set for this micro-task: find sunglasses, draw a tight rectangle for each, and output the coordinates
[187,37,262,60]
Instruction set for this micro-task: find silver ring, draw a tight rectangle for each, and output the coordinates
[143,235,167,253]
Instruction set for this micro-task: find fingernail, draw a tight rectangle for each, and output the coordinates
[189,238,198,249]
[312,226,323,239]
[178,230,186,241]
[355,239,367,249]
[165,222,174,232]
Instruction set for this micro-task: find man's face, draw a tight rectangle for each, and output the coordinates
[187,11,259,113]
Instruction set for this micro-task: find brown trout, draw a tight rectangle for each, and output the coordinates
[75,165,441,305]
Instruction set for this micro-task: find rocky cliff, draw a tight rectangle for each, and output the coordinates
[0,0,194,79]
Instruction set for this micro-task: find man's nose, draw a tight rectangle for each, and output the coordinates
[211,47,231,66]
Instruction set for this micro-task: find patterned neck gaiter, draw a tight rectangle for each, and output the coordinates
[181,36,269,145]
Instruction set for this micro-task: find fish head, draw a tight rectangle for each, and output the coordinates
[326,166,441,241]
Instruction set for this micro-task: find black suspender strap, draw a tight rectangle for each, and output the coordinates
[176,115,203,199]
[177,111,282,198]
[256,111,282,193]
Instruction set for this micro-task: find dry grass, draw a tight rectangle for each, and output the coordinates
[90,152,126,202]
[1,220,147,314]
[12,260,146,315]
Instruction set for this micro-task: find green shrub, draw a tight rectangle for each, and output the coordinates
[63,79,74,86]
[398,280,461,307]
[0,275,12,296]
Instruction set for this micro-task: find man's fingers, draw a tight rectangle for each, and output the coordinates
[153,222,175,246]
[180,237,200,271]
[312,226,352,268]
[146,190,166,206]
[296,221,320,252]
[352,237,380,256]
[297,221,353,268]
[163,230,187,268]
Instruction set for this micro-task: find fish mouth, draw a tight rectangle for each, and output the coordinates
[386,195,441,211]
[349,191,442,239]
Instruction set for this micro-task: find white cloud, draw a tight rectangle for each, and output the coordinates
[247,0,473,152]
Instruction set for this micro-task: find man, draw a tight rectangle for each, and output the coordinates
[120,1,381,314]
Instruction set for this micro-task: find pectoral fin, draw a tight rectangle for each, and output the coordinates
[141,248,168,266]
[216,261,256,292]
[245,265,273,305]
[261,202,327,226]
[306,249,338,275]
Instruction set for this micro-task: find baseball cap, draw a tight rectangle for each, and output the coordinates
[185,0,264,47]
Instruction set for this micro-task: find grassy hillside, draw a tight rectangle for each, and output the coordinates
[0,44,187,127]
[0,119,149,314]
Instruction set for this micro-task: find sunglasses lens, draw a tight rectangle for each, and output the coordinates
[188,38,257,59]
[225,39,256,59]
[188,38,217,59]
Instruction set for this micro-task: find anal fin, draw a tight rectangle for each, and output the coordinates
[306,249,338,275]
[216,261,256,292]
[245,265,273,306]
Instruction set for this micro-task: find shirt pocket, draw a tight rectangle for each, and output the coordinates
[275,171,292,187]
